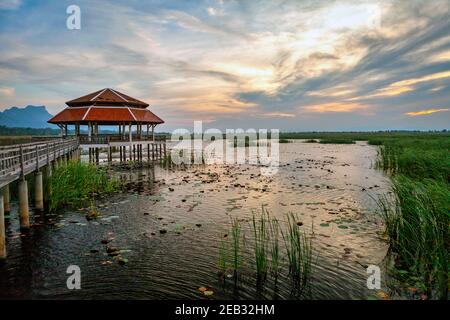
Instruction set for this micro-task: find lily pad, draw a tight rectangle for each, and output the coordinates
[319,223,330,227]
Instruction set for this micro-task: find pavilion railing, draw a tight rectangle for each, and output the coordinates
[78,134,167,144]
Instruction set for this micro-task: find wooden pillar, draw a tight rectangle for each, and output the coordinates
[88,122,92,142]
[147,144,150,162]
[152,144,155,161]
[18,177,30,230]
[0,192,5,259]
[3,185,10,213]
[129,123,132,142]
[108,146,112,164]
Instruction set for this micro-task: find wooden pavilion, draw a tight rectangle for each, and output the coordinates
[48,88,166,163]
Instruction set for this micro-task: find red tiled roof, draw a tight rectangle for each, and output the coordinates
[66,88,149,108]
[83,107,135,122]
[48,107,89,124]
[130,108,164,124]
[48,107,164,124]
[49,89,164,125]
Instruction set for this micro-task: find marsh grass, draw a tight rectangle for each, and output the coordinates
[230,217,242,275]
[218,237,229,276]
[282,213,313,289]
[252,212,269,280]
[268,215,281,278]
[378,177,449,298]
[49,161,121,212]
[319,139,355,144]
[374,134,450,299]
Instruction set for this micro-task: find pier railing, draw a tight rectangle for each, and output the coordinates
[0,138,79,188]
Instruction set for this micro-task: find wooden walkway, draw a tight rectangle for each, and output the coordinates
[0,138,79,189]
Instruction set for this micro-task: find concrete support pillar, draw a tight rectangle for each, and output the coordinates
[18,178,30,229]
[0,193,5,259]
[3,184,10,213]
[34,171,44,211]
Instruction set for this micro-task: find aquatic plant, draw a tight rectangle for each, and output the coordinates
[378,177,449,299]
[278,139,291,143]
[268,213,281,278]
[230,217,242,275]
[48,160,121,212]
[218,237,229,276]
[251,212,269,280]
[372,134,449,299]
[281,212,313,289]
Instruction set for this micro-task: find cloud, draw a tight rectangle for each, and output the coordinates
[406,108,449,116]
[301,102,367,114]
[0,0,449,131]
[0,86,15,97]
[261,112,296,118]
[0,0,21,10]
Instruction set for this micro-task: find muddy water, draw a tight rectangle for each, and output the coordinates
[0,141,390,299]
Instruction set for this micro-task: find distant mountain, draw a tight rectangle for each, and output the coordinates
[0,105,57,129]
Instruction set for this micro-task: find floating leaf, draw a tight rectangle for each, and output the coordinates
[376,291,390,300]
[203,290,214,296]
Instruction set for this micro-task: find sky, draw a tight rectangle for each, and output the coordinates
[0,0,449,132]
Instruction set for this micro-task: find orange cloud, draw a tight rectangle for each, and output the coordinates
[262,112,296,118]
[405,108,449,116]
[301,102,367,113]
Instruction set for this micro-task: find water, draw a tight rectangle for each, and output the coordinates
[0,141,391,299]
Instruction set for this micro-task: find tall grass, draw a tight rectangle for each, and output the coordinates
[49,161,121,212]
[230,217,242,275]
[218,210,313,291]
[252,212,269,280]
[379,177,449,298]
[374,135,450,299]
[218,237,228,276]
[282,213,313,289]
[268,215,281,278]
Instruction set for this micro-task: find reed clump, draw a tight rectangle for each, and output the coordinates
[48,161,121,212]
[218,209,313,290]
[375,135,450,299]
[282,213,313,288]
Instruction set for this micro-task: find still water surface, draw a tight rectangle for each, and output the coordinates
[0,141,390,299]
